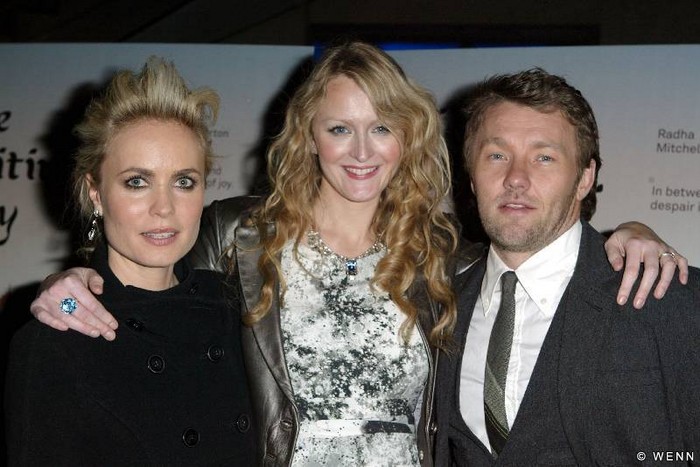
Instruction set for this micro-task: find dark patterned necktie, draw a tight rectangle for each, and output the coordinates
[484,271,518,456]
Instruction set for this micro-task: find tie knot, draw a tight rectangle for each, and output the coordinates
[500,271,518,295]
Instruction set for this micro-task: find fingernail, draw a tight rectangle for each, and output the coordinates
[617,295,627,305]
[634,298,645,309]
[105,330,116,341]
[109,321,118,330]
[89,329,100,338]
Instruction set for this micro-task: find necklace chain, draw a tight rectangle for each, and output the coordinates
[306,229,385,276]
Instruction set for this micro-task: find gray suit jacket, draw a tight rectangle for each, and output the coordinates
[434,222,700,466]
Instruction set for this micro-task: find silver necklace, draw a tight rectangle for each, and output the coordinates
[307,229,385,276]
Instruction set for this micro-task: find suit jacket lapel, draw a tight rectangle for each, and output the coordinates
[453,259,485,350]
[449,257,487,443]
[235,223,295,401]
[556,223,618,455]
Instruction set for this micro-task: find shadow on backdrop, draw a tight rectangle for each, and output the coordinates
[244,55,315,197]
[0,74,114,464]
[442,82,489,247]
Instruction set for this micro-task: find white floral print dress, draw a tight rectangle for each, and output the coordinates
[280,242,430,467]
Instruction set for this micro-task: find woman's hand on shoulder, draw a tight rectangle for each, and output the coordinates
[30,267,118,341]
[605,221,688,309]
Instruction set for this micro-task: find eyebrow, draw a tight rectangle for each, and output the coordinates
[480,136,564,152]
[173,168,202,177]
[117,167,202,177]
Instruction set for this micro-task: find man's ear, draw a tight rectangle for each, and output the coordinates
[576,159,596,201]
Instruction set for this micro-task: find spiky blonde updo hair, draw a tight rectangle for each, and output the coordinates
[244,41,459,347]
[72,57,219,249]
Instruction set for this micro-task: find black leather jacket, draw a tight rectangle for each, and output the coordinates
[188,196,484,466]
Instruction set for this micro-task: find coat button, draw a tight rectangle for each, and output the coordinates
[206,345,224,362]
[125,319,143,331]
[280,419,293,431]
[182,428,199,447]
[188,284,198,295]
[429,421,438,435]
[236,414,251,433]
[147,355,165,374]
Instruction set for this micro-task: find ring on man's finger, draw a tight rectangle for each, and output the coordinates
[659,250,678,262]
[59,297,78,315]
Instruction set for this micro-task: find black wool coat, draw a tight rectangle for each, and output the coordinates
[5,245,256,466]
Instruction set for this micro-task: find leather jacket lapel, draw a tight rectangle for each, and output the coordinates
[234,224,265,310]
[235,223,295,401]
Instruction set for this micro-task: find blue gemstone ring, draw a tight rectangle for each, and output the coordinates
[59,297,78,315]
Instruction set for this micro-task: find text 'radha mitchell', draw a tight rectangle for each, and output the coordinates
[657,128,699,154]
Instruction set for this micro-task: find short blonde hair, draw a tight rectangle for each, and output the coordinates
[73,57,219,221]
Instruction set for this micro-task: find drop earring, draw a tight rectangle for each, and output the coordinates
[87,209,101,241]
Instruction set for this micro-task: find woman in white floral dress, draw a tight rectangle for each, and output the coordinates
[233,42,466,465]
[29,41,687,466]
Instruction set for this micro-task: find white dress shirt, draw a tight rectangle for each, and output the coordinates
[459,221,582,453]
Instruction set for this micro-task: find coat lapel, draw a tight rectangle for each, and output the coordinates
[556,223,619,454]
[235,223,295,401]
[448,258,488,442]
[453,258,485,353]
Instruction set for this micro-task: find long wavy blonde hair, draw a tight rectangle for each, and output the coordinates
[244,41,459,347]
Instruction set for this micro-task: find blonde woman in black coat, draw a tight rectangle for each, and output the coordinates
[5,58,255,466]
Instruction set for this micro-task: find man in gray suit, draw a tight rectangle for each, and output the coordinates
[434,68,700,466]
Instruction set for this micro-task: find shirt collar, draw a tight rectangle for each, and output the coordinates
[480,221,582,318]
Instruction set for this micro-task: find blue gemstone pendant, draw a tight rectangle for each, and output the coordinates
[345,259,358,276]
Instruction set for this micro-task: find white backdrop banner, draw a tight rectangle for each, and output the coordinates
[2,43,699,307]
[392,44,700,268]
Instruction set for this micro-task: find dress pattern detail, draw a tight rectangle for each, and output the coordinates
[281,242,429,466]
